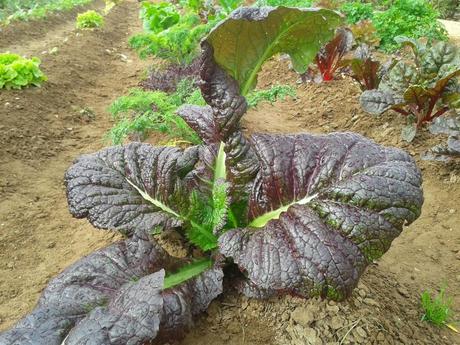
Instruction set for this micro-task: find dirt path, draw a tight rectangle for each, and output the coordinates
[441,19,460,43]
[0,0,148,329]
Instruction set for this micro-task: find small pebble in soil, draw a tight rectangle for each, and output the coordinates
[397,286,409,297]
[46,242,56,249]
[363,298,380,307]
[355,326,367,338]
[291,306,315,327]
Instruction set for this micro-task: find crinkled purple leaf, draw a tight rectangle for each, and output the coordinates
[219,132,423,300]
[64,143,200,235]
[178,43,259,219]
[64,270,165,345]
[142,58,200,93]
[0,230,223,345]
[157,266,223,342]
[0,229,170,344]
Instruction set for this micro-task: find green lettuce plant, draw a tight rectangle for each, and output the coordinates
[139,1,179,33]
[0,53,47,89]
[76,10,104,29]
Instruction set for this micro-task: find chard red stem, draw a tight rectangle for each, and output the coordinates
[421,95,440,127]
[392,108,410,116]
[428,106,449,121]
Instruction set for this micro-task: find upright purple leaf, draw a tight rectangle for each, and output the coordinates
[178,43,259,215]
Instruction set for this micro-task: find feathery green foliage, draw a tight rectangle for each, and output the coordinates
[108,79,204,144]
[186,142,229,251]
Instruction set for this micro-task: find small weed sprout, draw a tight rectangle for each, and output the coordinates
[76,10,104,29]
[421,287,452,327]
[247,84,296,108]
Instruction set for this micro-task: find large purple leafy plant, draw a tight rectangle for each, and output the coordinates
[0,6,424,345]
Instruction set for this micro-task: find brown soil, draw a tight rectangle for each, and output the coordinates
[441,19,460,44]
[0,3,459,345]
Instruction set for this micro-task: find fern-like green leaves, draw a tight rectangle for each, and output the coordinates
[185,142,230,251]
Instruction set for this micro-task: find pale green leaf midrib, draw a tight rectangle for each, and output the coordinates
[163,258,212,289]
[126,178,180,218]
[214,141,226,180]
[249,193,318,228]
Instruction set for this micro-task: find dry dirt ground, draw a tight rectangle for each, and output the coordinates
[0,2,459,345]
[0,0,146,330]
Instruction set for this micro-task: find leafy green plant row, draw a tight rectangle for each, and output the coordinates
[129,0,242,65]
[0,0,94,25]
[260,0,448,52]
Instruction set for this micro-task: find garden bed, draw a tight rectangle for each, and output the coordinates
[0,1,458,344]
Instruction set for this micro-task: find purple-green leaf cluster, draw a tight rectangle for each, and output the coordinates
[422,116,460,162]
[342,44,393,91]
[360,38,460,141]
